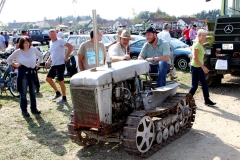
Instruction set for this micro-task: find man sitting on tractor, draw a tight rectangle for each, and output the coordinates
[106,30,131,62]
[138,26,171,87]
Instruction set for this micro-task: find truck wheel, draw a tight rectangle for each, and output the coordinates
[205,72,222,86]
[203,54,221,86]
[205,73,215,86]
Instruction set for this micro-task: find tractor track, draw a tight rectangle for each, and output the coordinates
[122,93,196,158]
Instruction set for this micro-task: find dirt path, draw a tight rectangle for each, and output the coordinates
[64,74,240,160]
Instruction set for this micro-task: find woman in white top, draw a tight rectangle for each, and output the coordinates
[7,36,43,117]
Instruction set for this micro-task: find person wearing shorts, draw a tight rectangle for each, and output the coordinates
[45,29,73,104]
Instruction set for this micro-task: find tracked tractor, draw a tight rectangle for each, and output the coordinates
[67,10,196,158]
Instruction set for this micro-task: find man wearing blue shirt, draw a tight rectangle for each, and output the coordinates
[138,26,171,87]
[3,31,9,48]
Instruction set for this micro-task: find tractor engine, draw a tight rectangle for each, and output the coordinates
[70,60,149,129]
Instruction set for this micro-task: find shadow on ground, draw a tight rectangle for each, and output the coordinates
[0,94,19,103]
[57,103,72,116]
[198,106,240,124]
[209,79,240,100]
[149,129,240,160]
[72,128,240,160]
[25,115,68,156]
[76,141,140,160]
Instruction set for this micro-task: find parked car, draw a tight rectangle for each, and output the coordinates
[103,34,117,42]
[66,34,112,50]
[29,29,50,45]
[130,35,145,43]
[66,34,112,72]
[101,35,113,49]
[130,38,191,69]
[66,35,91,51]
[63,32,70,41]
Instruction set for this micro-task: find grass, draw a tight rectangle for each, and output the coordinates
[41,45,49,52]
[0,68,193,159]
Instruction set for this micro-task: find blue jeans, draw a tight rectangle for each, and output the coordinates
[189,66,210,101]
[150,61,170,87]
[20,74,37,113]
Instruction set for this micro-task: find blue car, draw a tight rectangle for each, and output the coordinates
[130,38,191,70]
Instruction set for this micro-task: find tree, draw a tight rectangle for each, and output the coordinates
[76,16,81,22]
[116,17,123,20]
[27,23,33,29]
[131,8,142,24]
[22,24,27,30]
[75,24,84,30]
[97,14,102,20]
[138,11,151,19]
[59,16,63,24]
[194,9,220,20]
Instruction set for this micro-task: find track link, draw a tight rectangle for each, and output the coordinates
[123,93,196,158]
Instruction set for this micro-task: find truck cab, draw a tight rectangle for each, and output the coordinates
[205,0,240,86]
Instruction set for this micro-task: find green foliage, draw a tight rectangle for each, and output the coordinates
[131,7,177,25]
[75,24,84,30]
[27,23,33,29]
[76,16,81,22]
[116,17,123,20]
[21,23,27,30]
[59,16,63,24]
[194,9,220,20]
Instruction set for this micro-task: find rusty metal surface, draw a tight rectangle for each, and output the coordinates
[122,93,196,158]
[100,120,126,135]
[71,88,100,128]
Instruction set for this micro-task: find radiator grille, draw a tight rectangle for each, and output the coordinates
[71,87,100,128]
[215,17,240,42]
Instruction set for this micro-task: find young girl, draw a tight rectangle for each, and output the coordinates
[7,36,43,117]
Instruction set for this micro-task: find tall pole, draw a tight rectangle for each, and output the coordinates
[92,10,99,67]
[72,0,77,18]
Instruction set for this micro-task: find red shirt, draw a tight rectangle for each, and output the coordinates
[183,29,190,40]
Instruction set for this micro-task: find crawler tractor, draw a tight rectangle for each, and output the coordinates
[67,60,196,157]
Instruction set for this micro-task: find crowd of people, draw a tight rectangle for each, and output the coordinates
[181,24,209,46]
[0,31,13,52]
[4,23,216,118]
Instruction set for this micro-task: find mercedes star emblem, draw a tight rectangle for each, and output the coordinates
[224,25,233,34]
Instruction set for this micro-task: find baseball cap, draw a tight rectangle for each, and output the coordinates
[142,26,159,35]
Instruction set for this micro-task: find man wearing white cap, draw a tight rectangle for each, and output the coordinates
[107,30,131,62]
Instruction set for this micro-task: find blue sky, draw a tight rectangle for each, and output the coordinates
[0,0,220,23]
